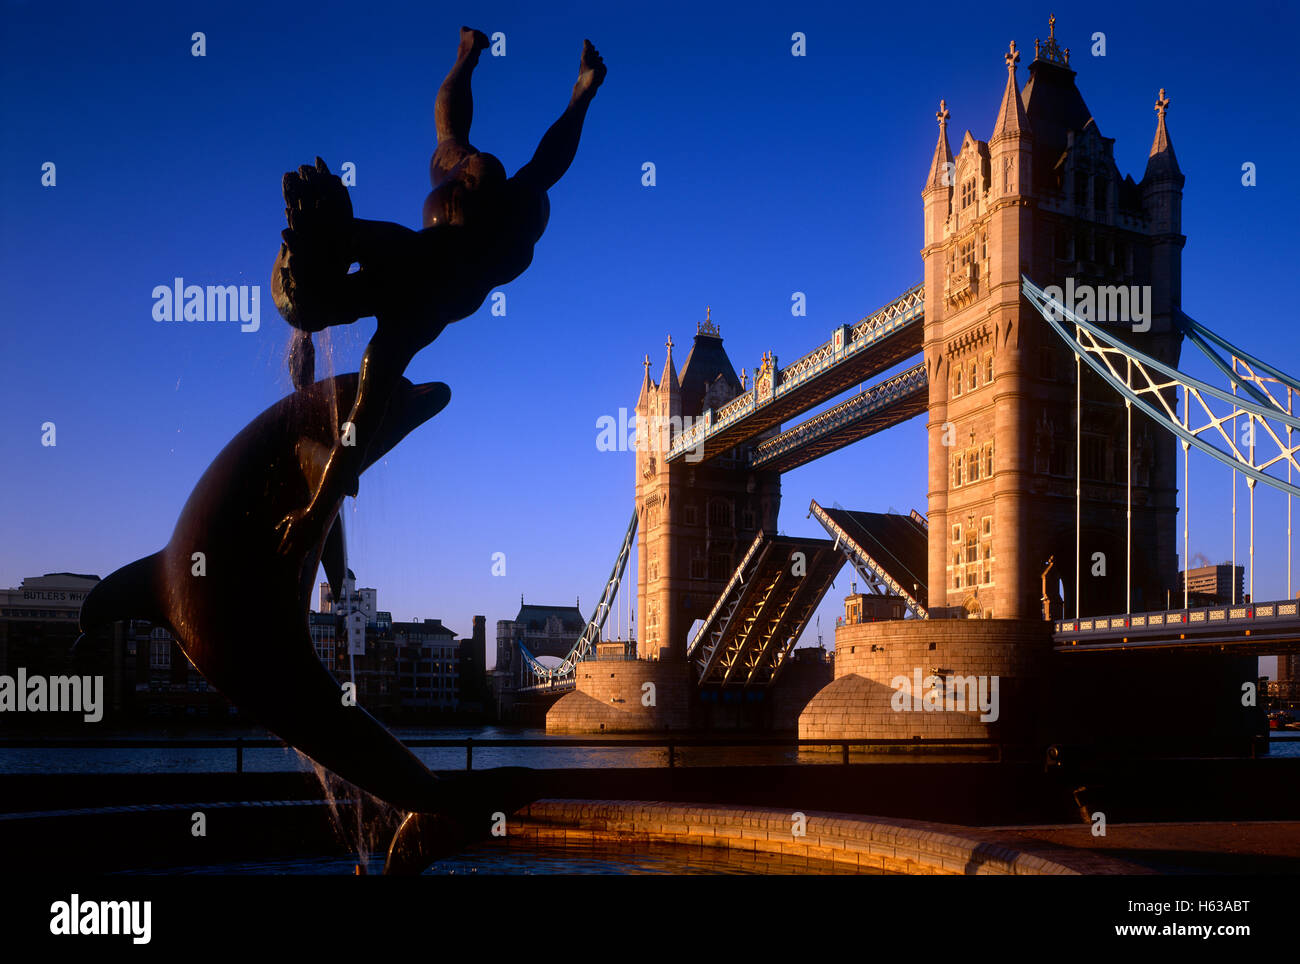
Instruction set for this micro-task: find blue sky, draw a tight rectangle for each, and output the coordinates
[2,0,1297,671]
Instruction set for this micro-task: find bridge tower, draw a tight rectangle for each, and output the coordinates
[634,315,782,661]
[921,22,1184,620]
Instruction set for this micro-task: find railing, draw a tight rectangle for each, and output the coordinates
[4,733,1292,775]
[1055,598,1300,638]
[0,735,1012,773]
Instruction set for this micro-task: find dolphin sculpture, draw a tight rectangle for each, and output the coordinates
[79,374,454,822]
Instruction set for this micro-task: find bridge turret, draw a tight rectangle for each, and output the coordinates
[922,99,953,250]
[1141,88,1185,348]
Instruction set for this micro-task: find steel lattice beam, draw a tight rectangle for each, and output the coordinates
[1022,276,1300,498]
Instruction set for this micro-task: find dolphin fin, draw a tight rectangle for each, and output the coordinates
[323,514,347,603]
[78,551,166,636]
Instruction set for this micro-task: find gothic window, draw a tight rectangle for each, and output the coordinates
[1003,156,1014,193]
[983,442,994,478]
[961,178,976,209]
[952,455,964,487]
[1050,434,1069,477]
[982,516,992,538]
[953,367,963,396]
[689,547,705,580]
[710,553,731,581]
[980,232,988,260]
[959,239,975,267]
[1039,347,1055,380]
[952,524,961,544]
[965,528,979,564]
[985,353,994,383]
[967,449,980,483]
[969,360,978,390]
[1081,435,1107,482]
[1056,227,1072,262]
[708,500,732,527]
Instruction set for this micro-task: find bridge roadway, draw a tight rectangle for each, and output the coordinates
[1054,598,1300,654]
[751,364,927,473]
[667,283,924,465]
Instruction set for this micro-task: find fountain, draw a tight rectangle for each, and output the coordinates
[77,25,607,874]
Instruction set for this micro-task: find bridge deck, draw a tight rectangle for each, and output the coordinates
[667,283,924,465]
[810,500,929,617]
[752,364,928,473]
[1054,598,1300,653]
[689,531,843,686]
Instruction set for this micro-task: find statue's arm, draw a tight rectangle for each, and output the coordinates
[514,40,605,193]
[514,98,594,194]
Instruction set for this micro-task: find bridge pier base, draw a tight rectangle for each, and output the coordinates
[546,660,693,733]
[798,619,1052,746]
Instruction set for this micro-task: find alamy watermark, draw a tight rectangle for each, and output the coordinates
[595,407,704,462]
[890,667,999,722]
[1039,278,1151,333]
[0,669,103,722]
[152,277,261,332]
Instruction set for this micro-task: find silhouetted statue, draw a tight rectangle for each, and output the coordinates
[272,27,606,556]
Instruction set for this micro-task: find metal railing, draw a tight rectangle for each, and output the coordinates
[0,735,1013,774]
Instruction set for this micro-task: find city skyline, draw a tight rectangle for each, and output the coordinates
[3,1,1298,673]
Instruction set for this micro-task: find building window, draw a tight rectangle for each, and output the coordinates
[982,516,993,538]
[742,508,755,529]
[983,442,994,478]
[961,178,976,209]
[985,353,994,383]
[952,456,964,487]
[952,524,961,544]
[710,554,731,581]
[968,360,978,391]
[1081,434,1107,482]
[689,547,706,580]
[708,500,732,527]
[959,239,975,268]
[967,449,980,483]
[150,639,171,669]
[953,367,963,396]
[684,503,697,525]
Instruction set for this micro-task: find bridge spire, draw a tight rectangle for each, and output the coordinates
[925,98,954,191]
[1143,88,1181,181]
[1033,13,1070,66]
[992,40,1029,140]
[660,334,680,397]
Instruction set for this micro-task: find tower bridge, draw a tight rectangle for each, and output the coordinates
[529,18,1297,749]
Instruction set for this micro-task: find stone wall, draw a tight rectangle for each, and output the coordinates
[798,618,1053,743]
[546,660,693,733]
[509,800,1143,874]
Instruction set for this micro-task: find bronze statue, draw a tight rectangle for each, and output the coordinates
[271,27,607,557]
[81,26,605,873]
[80,375,454,814]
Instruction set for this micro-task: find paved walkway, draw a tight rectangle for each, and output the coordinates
[989,821,1300,874]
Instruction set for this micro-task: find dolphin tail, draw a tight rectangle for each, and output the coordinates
[76,552,167,652]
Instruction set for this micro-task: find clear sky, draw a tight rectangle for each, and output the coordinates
[2,0,1297,672]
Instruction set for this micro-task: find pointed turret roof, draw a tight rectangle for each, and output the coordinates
[636,353,654,408]
[678,309,741,417]
[992,40,1030,139]
[1143,88,1182,182]
[925,99,954,190]
[659,335,679,393]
